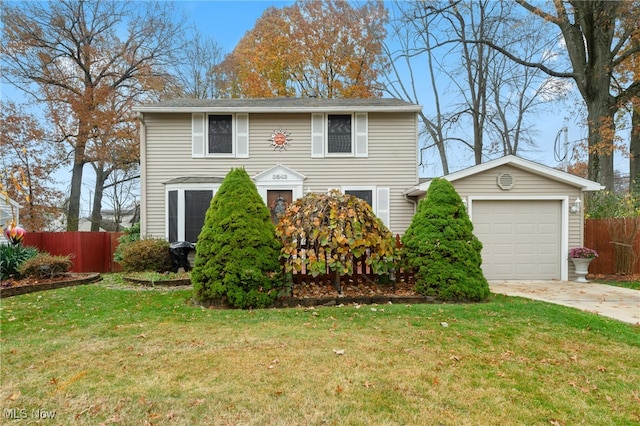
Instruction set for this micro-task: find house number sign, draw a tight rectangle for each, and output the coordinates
[272,174,288,180]
[269,129,291,151]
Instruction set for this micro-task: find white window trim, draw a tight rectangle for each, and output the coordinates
[326,113,355,157]
[341,186,390,229]
[192,113,249,159]
[165,183,220,242]
[342,185,377,211]
[312,113,368,158]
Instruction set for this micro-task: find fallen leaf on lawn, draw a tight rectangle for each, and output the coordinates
[432,377,440,385]
[569,355,578,362]
[597,365,607,372]
[336,385,343,394]
[333,348,345,355]
[363,381,375,388]
[7,390,21,401]
[449,355,461,362]
[268,359,279,369]
[136,334,146,339]
[188,399,205,407]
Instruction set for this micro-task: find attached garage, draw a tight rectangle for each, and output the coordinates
[471,199,562,280]
[404,155,603,281]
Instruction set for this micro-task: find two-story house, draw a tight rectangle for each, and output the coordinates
[134,98,422,244]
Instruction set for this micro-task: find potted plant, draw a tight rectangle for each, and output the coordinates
[569,247,598,283]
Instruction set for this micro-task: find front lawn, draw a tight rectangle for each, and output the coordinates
[1,275,638,425]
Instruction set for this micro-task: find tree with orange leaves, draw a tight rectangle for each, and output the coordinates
[1,102,64,231]
[219,0,388,99]
[2,0,182,230]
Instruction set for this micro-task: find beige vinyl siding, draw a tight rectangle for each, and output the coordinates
[142,111,418,238]
[452,164,582,247]
[451,164,584,279]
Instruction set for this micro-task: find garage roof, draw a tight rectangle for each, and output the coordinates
[404,155,605,196]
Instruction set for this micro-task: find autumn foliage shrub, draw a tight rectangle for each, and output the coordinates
[117,238,171,273]
[18,253,72,278]
[276,190,396,286]
[402,178,489,302]
[191,168,282,309]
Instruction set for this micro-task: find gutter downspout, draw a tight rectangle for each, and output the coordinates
[138,112,147,237]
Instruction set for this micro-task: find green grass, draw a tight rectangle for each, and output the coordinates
[1,275,639,425]
[594,279,640,291]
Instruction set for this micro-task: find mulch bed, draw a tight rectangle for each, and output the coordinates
[590,273,640,282]
[0,273,102,298]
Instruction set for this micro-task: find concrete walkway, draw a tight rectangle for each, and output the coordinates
[489,281,640,325]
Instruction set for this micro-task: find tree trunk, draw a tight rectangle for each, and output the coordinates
[66,153,85,231]
[630,106,640,195]
[90,166,110,232]
[586,100,616,191]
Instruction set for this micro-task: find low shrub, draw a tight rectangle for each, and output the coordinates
[117,238,171,272]
[18,253,72,278]
[114,223,140,263]
[1,244,40,280]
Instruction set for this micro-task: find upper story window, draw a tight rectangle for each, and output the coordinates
[192,113,248,158]
[208,115,233,154]
[327,114,352,154]
[312,112,368,158]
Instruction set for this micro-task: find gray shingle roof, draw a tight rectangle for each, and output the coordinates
[134,97,422,113]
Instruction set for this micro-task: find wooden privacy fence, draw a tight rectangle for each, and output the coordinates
[584,218,640,275]
[22,232,124,273]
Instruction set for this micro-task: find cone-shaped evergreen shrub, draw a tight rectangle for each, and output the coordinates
[402,178,489,301]
[191,168,282,308]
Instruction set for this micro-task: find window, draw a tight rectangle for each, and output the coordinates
[167,186,217,243]
[328,114,352,153]
[342,186,390,228]
[311,113,367,158]
[345,189,373,207]
[192,113,249,158]
[208,115,233,154]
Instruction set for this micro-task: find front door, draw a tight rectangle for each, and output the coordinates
[267,190,293,224]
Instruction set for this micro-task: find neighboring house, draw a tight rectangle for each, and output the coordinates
[0,196,20,244]
[78,204,140,232]
[404,155,604,281]
[134,98,422,244]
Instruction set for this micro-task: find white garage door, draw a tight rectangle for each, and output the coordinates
[472,200,561,280]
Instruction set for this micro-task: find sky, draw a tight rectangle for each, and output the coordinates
[168,1,627,177]
[2,1,631,220]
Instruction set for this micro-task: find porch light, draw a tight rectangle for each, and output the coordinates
[461,197,468,210]
[569,197,581,214]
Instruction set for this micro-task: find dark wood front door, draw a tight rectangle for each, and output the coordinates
[267,190,293,224]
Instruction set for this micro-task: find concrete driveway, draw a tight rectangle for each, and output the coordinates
[489,281,640,325]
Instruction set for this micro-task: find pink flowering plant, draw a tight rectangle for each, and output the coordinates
[569,247,598,259]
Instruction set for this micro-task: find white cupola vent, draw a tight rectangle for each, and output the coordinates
[497,172,515,190]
